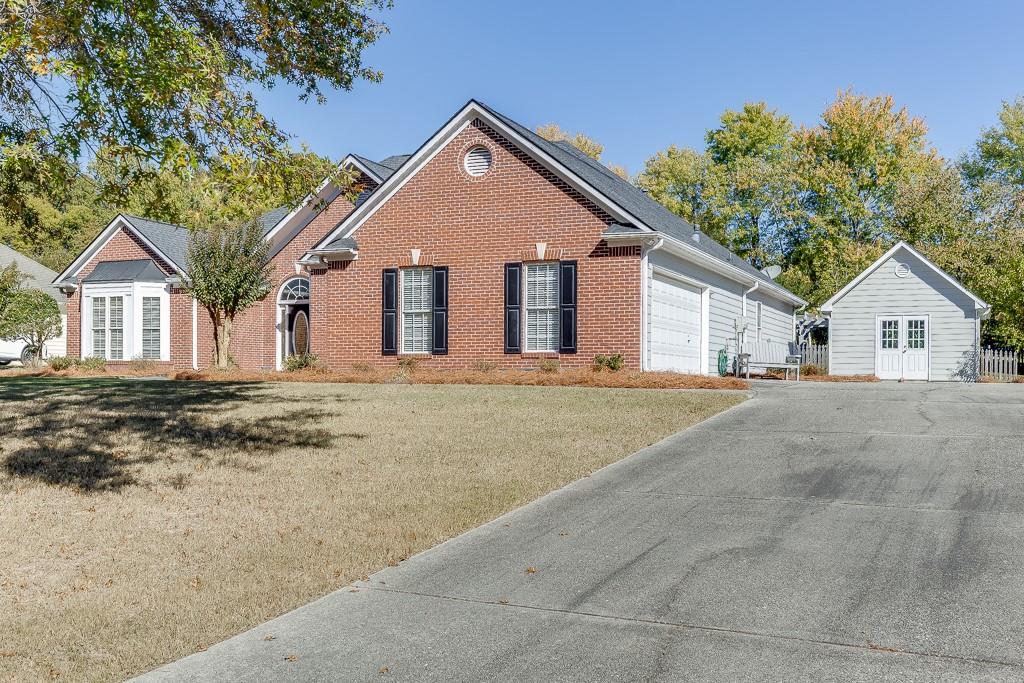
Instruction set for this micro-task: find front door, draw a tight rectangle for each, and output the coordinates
[876,316,928,380]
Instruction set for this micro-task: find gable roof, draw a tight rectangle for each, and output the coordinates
[54,214,189,286]
[820,241,989,313]
[0,243,65,311]
[305,99,804,305]
[121,214,189,270]
[81,259,168,283]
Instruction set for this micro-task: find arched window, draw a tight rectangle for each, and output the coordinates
[279,277,310,303]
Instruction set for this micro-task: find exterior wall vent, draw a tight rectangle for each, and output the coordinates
[464,146,493,176]
[894,263,911,278]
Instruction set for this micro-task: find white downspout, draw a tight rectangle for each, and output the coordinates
[639,237,665,371]
[191,298,198,370]
[741,281,759,318]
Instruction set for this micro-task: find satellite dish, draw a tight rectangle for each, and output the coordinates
[761,265,783,280]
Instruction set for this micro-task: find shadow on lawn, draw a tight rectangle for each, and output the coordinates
[0,377,341,492]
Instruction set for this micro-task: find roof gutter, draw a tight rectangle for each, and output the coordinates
[609,231,806,307]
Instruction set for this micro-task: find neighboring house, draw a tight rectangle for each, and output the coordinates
[821,241,990,381]
[54,99,806,372]
[300,100,805,371]
[0,243,67,358]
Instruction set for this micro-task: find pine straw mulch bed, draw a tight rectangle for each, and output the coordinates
[2,364,750,390]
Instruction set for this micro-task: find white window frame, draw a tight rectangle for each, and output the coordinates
[755,301,763,342]
[400,267,432,354]
[81,282,170,361]
[523,262,560,353]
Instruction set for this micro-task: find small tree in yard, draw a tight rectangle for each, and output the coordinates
[186,220,272,369]
[1,289,62,364]
[0,263,24,325]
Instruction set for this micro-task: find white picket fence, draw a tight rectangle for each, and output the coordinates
[981,347,1020,381]
[798,343,829,371]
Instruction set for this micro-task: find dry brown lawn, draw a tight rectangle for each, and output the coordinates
[0,377,744,682]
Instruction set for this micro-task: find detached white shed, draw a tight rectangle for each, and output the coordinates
[820,242,989,381]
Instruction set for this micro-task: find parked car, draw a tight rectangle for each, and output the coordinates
[0,338,33,366]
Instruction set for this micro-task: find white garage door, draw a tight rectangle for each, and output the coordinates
[649,273,702,373]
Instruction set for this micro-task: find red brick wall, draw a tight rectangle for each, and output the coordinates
[308,119,642,370]
[64,227,192,370]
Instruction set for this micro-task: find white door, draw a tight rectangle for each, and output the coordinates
[903,317,928,380]
[649,273,702,373]
[876,317,902,379]
[876,315,929,380]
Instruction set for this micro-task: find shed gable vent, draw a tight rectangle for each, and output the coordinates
[464,146,493,176]
[894,263,911,278]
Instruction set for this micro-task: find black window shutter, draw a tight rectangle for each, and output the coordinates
[382,268,398,355]
[559,260,577,354]
[431,266,448,355]
[504,263,522,353]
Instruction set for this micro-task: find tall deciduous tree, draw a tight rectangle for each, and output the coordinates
[0,287,62,363]
[185,220,271,369]
[637,103,796,267]
[0,0,389,217]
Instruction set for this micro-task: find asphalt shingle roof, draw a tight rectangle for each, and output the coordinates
[319,236,358,252]
[82,259,168,283]
[377,155,411,171]
[351,154,396,181]
[258,206,291,236]
[120,214,190,273]
[0,243,65,312]
[476,101,794,295]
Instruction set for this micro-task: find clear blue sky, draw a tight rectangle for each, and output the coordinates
[257,0,1024,175]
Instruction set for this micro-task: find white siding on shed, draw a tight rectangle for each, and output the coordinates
[828,248,979,381]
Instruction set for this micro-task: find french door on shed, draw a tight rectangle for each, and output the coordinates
[875,315,929,380]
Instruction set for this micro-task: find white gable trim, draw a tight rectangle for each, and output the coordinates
[820,241,989,313]
[53,214,183,284]
[263,155,375,244]
[344,155,385,184]
[305,100,656,259]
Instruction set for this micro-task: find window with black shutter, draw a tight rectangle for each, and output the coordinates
[381,268,398,355]
[558,260,577,353]
[504,263,522,353]
[432,266,448,354]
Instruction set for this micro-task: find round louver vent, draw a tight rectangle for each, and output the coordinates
[894,263,911,278]
[464,146,492,176]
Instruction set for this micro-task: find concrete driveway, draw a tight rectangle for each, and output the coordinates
[141,382,1024,682]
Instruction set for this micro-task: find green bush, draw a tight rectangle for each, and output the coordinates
[284,353,320,371]
[594,353,625,372]
[48,355,73,371]
[75,356,107,371]
[537,358,559,373]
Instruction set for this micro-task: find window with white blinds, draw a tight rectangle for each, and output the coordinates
[92,297,107,358]
[401,268,432,353]
[109,296,124,360]
[142,297,161,360]
[525,263,559,352]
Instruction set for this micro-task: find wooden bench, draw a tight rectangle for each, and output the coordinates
[739,341,803,380]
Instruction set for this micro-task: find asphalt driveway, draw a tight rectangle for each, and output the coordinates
[140,382,1024,682]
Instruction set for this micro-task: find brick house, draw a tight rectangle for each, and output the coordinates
[54,100,805,372]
